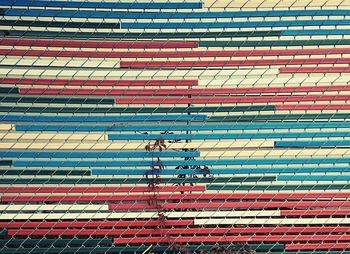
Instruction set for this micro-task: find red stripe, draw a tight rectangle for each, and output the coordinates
[1,47,349,58]
[8,226,350,237]
[280,67,350,73]
[114,95,350,104]
[108,201,350,211]
[2,192,349,203]
[121,58,350,68]
[286,243,350,251]
[0,38,198,49]
[0,220,192,229]
[113,235,350,244]
[0,186,205,193]
[0,78,197,87]
[276,104,350,110]
[281,210,350,216]
[18,85,350,96]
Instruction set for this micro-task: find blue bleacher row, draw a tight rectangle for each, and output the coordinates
[2,173,350,183]
[0,176,275,184]
[2,113,348,122]
[3,9,350,32]
[0,242,281,254]
[107,132,350,140]
[0,151,200,159]
[10,157,350,167]
[92,167,350,175]
[0,177,349,185]
[0,0,203,9]
[15,122,350,131]
[3,4,350,17]
[0,115,207,122]
[0,30,282,38]
[0,166,349,176]
[0,105,275,114]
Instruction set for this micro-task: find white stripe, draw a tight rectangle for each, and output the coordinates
[0,124,13,131]
[4,72,350,89]
[195,217,350,225]
[0,204,109,212]
[3,68,350,87]
[167,210,280,218]
[3,55,350,68]
[198,74,350,88]
[202,148,350,158]
[0,133,107,141]
[203,0,350,9]
[0,57,121,69]
[0,67,279,78]
[2,72,349,89]
[0,210,280,220]
[0,140,273,150]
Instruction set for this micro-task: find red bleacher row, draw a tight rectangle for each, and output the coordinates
[112,235,350,244]
[18,85,350,95]
[1,190,350,199]
[6,226,350,237]
[2,47,350,58]
[0,78,198,87]
[1,223,348,234]
[0,39,198,49]
[119,58,350,68]
[0,220,193,229]
[0,186,205,193]
[113,96,350,104]
[3,49,350,67]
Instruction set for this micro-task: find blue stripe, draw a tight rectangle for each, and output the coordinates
[283,29,350,36]
[13,157,350,168]
[0,114,207,122]
[4,8,350,19]
[0,169,90,176]
[0,238,112,248]
[108,132,350,140]
[1,0,202,9]
[0,176,275,185]
[0,151,199,158]
[278,175,350,181]
[16,122,350,132]
[92,167,350,175]
[275,140,350,148]
[122,20,350,29]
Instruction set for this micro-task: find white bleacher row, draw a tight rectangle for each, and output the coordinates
[204,0,350,9]
[3,55,350,70]
[2,67,350,87]
[0,210,280,220]
[195,217,350,225]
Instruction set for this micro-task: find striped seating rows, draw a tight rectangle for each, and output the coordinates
[1,0,350,253]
